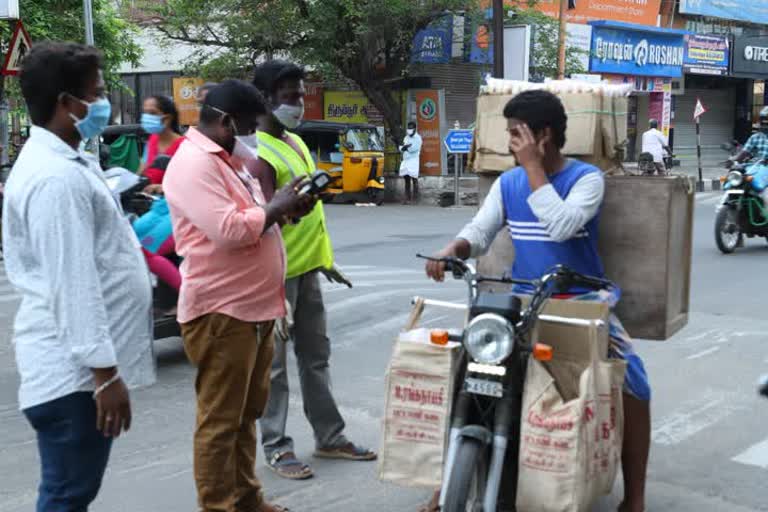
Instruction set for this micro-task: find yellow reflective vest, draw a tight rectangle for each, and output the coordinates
[257,130,334,279]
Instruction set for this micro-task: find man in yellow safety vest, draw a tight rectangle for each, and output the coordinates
[250,60,377,481]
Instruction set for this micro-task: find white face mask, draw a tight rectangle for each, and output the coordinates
[273,99,305,129]
[408,129,416,136]
[233,135,259,160]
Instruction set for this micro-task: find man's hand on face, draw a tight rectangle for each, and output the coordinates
[509,123,548,172]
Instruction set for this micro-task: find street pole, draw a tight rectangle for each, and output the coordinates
[557,0,567,79]
[454,153,462,208]
[492,0,504,78]
[83,0,95,45]
[696,117,703,191]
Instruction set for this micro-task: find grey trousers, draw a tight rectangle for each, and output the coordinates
[260,270,346,460]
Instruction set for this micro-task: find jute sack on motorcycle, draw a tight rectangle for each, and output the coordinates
[378,299,462,487]
[517,299,626,512]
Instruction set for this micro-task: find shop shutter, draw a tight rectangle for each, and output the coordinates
[672,88,735,168]
[412,62,490,128]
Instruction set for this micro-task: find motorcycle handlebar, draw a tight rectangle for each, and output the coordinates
[416,256,611,292]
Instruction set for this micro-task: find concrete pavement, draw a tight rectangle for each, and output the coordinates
[2,194,768,511]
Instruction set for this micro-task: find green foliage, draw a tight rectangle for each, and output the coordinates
[3,0,142,90]
[153,0,477,142]
[507,6,587,79]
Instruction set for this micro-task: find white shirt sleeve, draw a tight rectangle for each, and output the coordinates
[410,134,423,155]
[27,176,117,368]
[457,177,506,257]
[526,172,605,243]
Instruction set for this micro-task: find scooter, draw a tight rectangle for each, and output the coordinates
[103,166,181,340]
[416,255,613,511]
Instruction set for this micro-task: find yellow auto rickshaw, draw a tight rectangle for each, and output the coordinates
[295,121,385,204]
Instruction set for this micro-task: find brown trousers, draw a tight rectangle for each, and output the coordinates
[182,313,275,512]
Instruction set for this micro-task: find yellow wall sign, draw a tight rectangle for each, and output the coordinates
[323,90,382,125]
[172,77,205,126]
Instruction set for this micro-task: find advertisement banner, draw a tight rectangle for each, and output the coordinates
[680,0,768,26]
[414,90,443,177]
[518,0,661,26]
[589,24,685,78]
[468,22,493,64]
[172,77,204,126]
[662,82,672,138]
[602,74,675,93]
[732,36,768,78]
[412,16,452,64]
[304,82,324,121]
[324,90,383,125]
[683,34,729,76]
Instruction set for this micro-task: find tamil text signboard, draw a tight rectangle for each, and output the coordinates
[683,34,729,76]
[589,23,685,78]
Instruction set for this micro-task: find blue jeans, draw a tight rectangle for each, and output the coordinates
[23,392,113,512]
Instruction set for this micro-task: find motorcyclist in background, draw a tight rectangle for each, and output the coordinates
[729,107,768,167]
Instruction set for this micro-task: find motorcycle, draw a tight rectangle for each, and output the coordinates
[715,160,768,254]
[417,255,613,511]
[103,166,181,340]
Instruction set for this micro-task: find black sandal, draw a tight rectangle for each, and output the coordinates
[267,451,314,480]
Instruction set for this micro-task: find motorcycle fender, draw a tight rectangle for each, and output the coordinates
[718,190,743,209]
[459,425,493,446]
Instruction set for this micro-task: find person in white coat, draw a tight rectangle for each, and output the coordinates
[399,121,422,204]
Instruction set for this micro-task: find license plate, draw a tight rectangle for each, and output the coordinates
[465,377,503,398]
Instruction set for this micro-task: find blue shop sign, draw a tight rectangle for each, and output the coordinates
[680,0,768,26]
[683,34,729,76]
[589,22,686,78]
[411,16,452,64]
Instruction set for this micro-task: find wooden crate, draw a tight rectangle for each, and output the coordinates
[598,176,694,340]
[475,174,693,340]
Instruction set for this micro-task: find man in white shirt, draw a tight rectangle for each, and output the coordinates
[3,42,155,511]
[399,121,423,203]
[641,119,670,175]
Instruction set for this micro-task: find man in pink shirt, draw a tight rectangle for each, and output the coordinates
[164,80,312,512]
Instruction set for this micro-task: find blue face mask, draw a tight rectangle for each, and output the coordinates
[69,96,112,140]
[141,113,165,134]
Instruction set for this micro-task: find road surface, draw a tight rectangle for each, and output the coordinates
[1,192,767,511]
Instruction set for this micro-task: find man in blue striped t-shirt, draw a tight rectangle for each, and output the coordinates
[424,90,649,512]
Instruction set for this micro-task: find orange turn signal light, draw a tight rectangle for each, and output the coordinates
[747,175,754,182]
[533,343,554,362]
[430,329,449,346]
[720,176,726,183]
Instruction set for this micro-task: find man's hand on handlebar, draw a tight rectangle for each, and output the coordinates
[424,239,471,282]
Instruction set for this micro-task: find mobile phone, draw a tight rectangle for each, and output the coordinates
[298,170,332,196]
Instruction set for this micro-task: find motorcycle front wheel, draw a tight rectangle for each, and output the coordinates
[715,207,742,254]
[443,438,484,512]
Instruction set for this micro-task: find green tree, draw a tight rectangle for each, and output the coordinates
[506,6,587,80]
[153,0,477,143]
[1,0,141,97]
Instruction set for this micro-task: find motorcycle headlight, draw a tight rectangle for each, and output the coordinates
[727,171,744,187]
[463,313,515,364]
